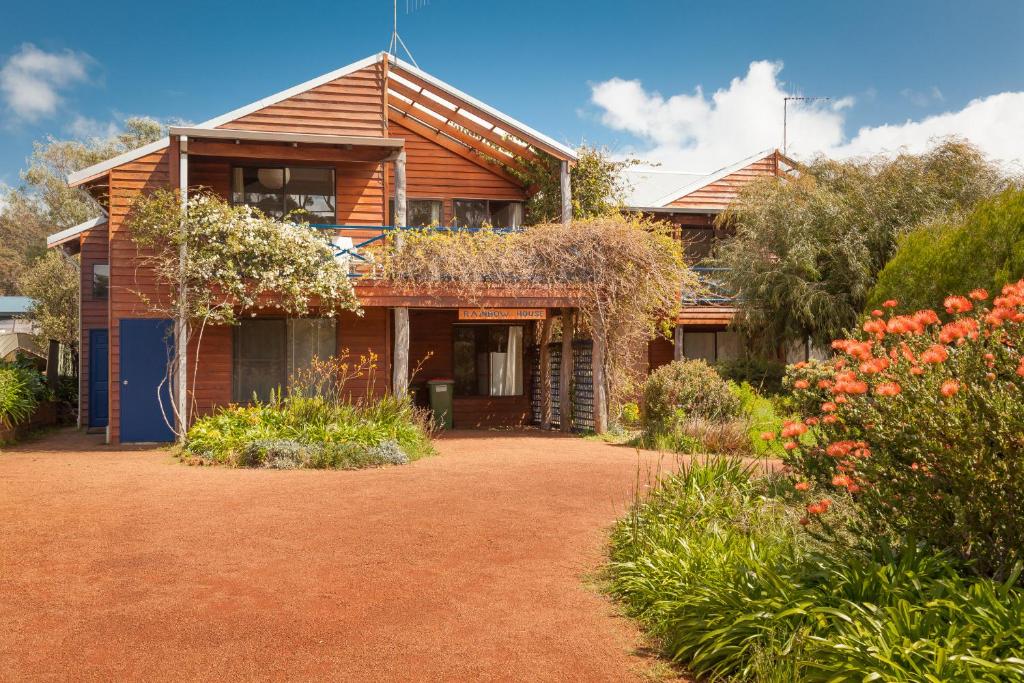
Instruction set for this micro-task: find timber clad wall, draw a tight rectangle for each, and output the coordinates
[216,64,386,137]
[78,226,109,426]
[107,149,171,443]
[668,156,779,211]
[337,307,391,400]
[387,122,526,224]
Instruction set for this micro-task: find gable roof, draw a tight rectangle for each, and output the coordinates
[47,215,108,248]
[68,53,575,187]
[621,169,707,208]
[623,149,790,211]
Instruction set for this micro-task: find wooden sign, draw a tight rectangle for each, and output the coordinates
[458,308,547,321]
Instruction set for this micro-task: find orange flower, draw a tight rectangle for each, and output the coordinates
[781,421,809,438]
[882,299,898,308]
[794,481,810,491]
[823,415,838,424]
[760,431,776,441]
[817,379,834,390]
[831,474,853,488]
[875,382,901,396]
[1016,361,1024,378]
[806,502,825,515]
[944,295,973,314]
[783,440,798,451]
[940,379,960,397]
[804,416,819,426]
[968,288,989,300]
[913,309,940,326]
[871,309,884,317]
[863,319,886,336]
[920,345,949,364]
[910,366,924,375]
[793,379,810,390]
[821,401,838,413]
[847,483,861,494]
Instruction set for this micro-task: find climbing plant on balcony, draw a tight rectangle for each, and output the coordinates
[376,216,692,407]
[126,190,360,438]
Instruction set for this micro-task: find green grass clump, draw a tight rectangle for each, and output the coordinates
[0,364,42,427]
[184,393,433,468]
[608,457,1024,681]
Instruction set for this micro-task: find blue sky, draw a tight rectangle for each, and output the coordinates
[2,0,1023,188]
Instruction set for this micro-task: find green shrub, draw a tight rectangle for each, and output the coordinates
[784,281,1024,580]
[184,392,432,468]
[716,357,786,395]
[0,365,41,427]
[730,381,788,455]
[642,359,740,437]
[608,458,1024,681]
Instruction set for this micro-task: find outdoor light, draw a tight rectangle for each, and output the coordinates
[257,167,289,190]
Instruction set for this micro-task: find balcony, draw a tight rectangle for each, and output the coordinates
[683,266,735,305]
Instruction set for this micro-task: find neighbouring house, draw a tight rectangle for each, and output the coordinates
[49,52,595,444]
[620,149,805,370]
[0,296,45,364]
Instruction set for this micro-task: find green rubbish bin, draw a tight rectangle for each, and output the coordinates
[427,378,454,430]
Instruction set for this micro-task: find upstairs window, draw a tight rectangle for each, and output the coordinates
[453,199,523,228]
[231,166,335,223]
[388,199,443,227]
[92,264,109,300]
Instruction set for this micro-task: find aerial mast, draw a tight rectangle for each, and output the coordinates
[387,0,421,68]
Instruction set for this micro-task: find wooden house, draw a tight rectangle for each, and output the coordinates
[49,52,587,444]
[621,150,798,369]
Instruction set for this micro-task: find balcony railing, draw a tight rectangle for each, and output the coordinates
[683,266,736,305]
[309,224,522,278]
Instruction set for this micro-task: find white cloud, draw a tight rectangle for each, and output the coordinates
[0,44,90,121]
[590,61,1024,173]
[67,114,121,140]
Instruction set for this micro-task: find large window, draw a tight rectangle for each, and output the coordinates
[452,199,523,228]
[388,198,443,227]
[231,166,335,222]
[453,325,524,397]
[681,329,742,363]
[233,318,337,403]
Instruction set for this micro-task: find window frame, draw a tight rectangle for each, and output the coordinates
[451,198,524,229]
[452,323,526,398]
[92,263,110,300]
[230,164,337,223]
[388,197,444,227]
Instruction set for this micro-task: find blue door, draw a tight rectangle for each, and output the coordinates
[119,319,175,443]
[87,328,109,428]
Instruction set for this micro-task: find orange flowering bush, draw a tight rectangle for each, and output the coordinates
[783,281,1024,579]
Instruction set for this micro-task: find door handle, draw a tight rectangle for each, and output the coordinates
[123,380,128,385]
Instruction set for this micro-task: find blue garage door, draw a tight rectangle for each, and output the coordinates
[87,328,108,428]
[119,319,175,443]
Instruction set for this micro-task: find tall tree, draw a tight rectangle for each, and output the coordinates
[715,139,1007,350]
[0,117,166,294]
[869,187,1024,311]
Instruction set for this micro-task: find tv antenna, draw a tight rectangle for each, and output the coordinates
[387,0,421,68]
[783,95,830,155]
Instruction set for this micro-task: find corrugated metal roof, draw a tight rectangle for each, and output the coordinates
[620,169,707,209]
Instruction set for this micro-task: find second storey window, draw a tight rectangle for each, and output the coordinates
[389,199,443,227]
[453,199,523,228]
[92,264,109,300]
[231,166,336,223]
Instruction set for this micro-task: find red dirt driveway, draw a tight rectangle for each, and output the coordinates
[0,429,676,682]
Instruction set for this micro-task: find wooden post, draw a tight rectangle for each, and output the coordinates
[176,135,189,440]
[392,150,409,397]
[394,150,407,229]
[392,307,410,397]
[559,308,574,432]
[560,160,572,225]
[538,315,554,429]
[673,324,684,361]
[592,314,609,434]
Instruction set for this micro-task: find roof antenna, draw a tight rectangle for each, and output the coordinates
[387,0,420,68]
[783,95,830,155]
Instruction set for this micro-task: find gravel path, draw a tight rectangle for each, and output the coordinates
[0,429,679,681]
